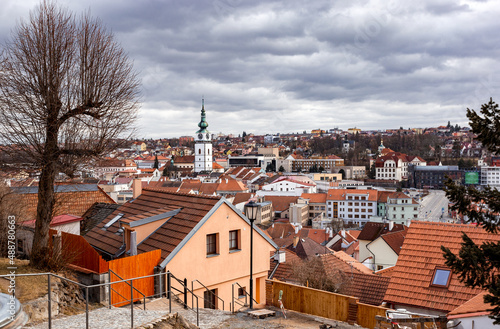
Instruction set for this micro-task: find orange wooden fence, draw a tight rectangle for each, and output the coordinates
[266,280,388,329]
[49,229,109,273]
[109,249,162,307]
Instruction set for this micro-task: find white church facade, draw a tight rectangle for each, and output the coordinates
[194,99,213,173]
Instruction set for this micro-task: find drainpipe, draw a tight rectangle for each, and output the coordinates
[366,240,376,273]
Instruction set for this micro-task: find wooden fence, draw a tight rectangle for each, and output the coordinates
[266,280,388,329]
[49,229,109,273]
[109,249,162,307]
[357,302,388,329]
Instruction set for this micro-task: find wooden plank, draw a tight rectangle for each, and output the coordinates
[109,249,161,307]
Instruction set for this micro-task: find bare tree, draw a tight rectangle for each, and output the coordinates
[0,1,140,268]
[291,256,351,294]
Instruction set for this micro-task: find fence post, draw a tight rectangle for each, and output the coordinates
[167,271,171,314]
[159,267,163,298]
[130,280,134,329]
[85,286,89,329]
[48,274,51,329]
[108,270,112,309]
[183,278,188,309]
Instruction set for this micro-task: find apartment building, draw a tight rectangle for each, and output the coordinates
[326,189,378,227]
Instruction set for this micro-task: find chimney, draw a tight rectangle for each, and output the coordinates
[275,250,286,263]
[341,229,346,238]
[388,220,394,231]
[132,179,142,199]
[294,225,299,234]
[225,178,228,183]
[129,231,137,256]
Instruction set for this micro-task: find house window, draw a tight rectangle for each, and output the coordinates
[431,268,451,287]
[229,230,240,251]
[206,233,218,256]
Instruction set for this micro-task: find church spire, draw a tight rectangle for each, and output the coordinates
[197,98,209,133]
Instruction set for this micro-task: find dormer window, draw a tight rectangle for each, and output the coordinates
[431,267,451,287]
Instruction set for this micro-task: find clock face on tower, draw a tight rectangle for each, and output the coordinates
[198,133,203,140]
[206,133,210,139]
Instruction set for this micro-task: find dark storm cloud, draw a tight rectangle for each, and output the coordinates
[2,0,499,137]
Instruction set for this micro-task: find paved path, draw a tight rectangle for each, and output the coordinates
[23,298,363,329]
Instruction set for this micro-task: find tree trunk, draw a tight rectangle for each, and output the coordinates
[30,128,58,268]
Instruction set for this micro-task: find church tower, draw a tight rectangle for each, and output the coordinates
[194,99,213,173]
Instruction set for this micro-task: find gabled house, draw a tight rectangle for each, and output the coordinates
[85,186,277,310]
[365,228,407,271]
[357,221,406,269]
[384,221,500,317]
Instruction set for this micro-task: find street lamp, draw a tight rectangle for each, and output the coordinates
[244,200,258,309]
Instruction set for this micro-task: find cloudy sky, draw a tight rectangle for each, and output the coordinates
[2,0,500,138]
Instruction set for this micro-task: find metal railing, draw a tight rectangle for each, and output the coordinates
[191,279,225,311]
[231,282,257,313]
[108,269,146,310]
[166,271,199,326]
[0,270,198,329]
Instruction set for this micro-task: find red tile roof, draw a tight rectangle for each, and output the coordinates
[85,189,221,259]
[264,196,299,212]
[15,184,115,222]
[301,193,327,203]
[376,266,395,277]
[380,229,408,255]
[384,221,499,312]
[322,251,373,275]
[232,192,254,205]
[269,249,302,282]
[22,214,83,228]
[357,222,406,241]
[343,272,390,306]
[448,292,490,318]
[326,189,378,202]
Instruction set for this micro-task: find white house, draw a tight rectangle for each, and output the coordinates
[261,177,316,194]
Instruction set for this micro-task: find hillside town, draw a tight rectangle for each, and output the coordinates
[0,100,498,328]
[1,1,500,329]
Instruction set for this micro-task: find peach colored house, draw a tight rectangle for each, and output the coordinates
[85,186,277,310]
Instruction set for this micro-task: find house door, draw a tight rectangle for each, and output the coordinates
[204,289,216,309]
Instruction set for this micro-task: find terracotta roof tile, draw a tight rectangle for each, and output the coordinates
[380,229,408,255]
[301,193,327,203]
[343,272,390,306]
[85,188,220,259]
[269,249,302,282]
[358,222,406,241]
[14,184,115,222]
[384,221,499,313]
[264,196,299,212]
[448,292,490,318]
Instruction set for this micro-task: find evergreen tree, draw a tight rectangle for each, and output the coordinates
[367,164,376,179]
[442,98,500,324]
[153,154,159,169]
[278,165,285,173]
